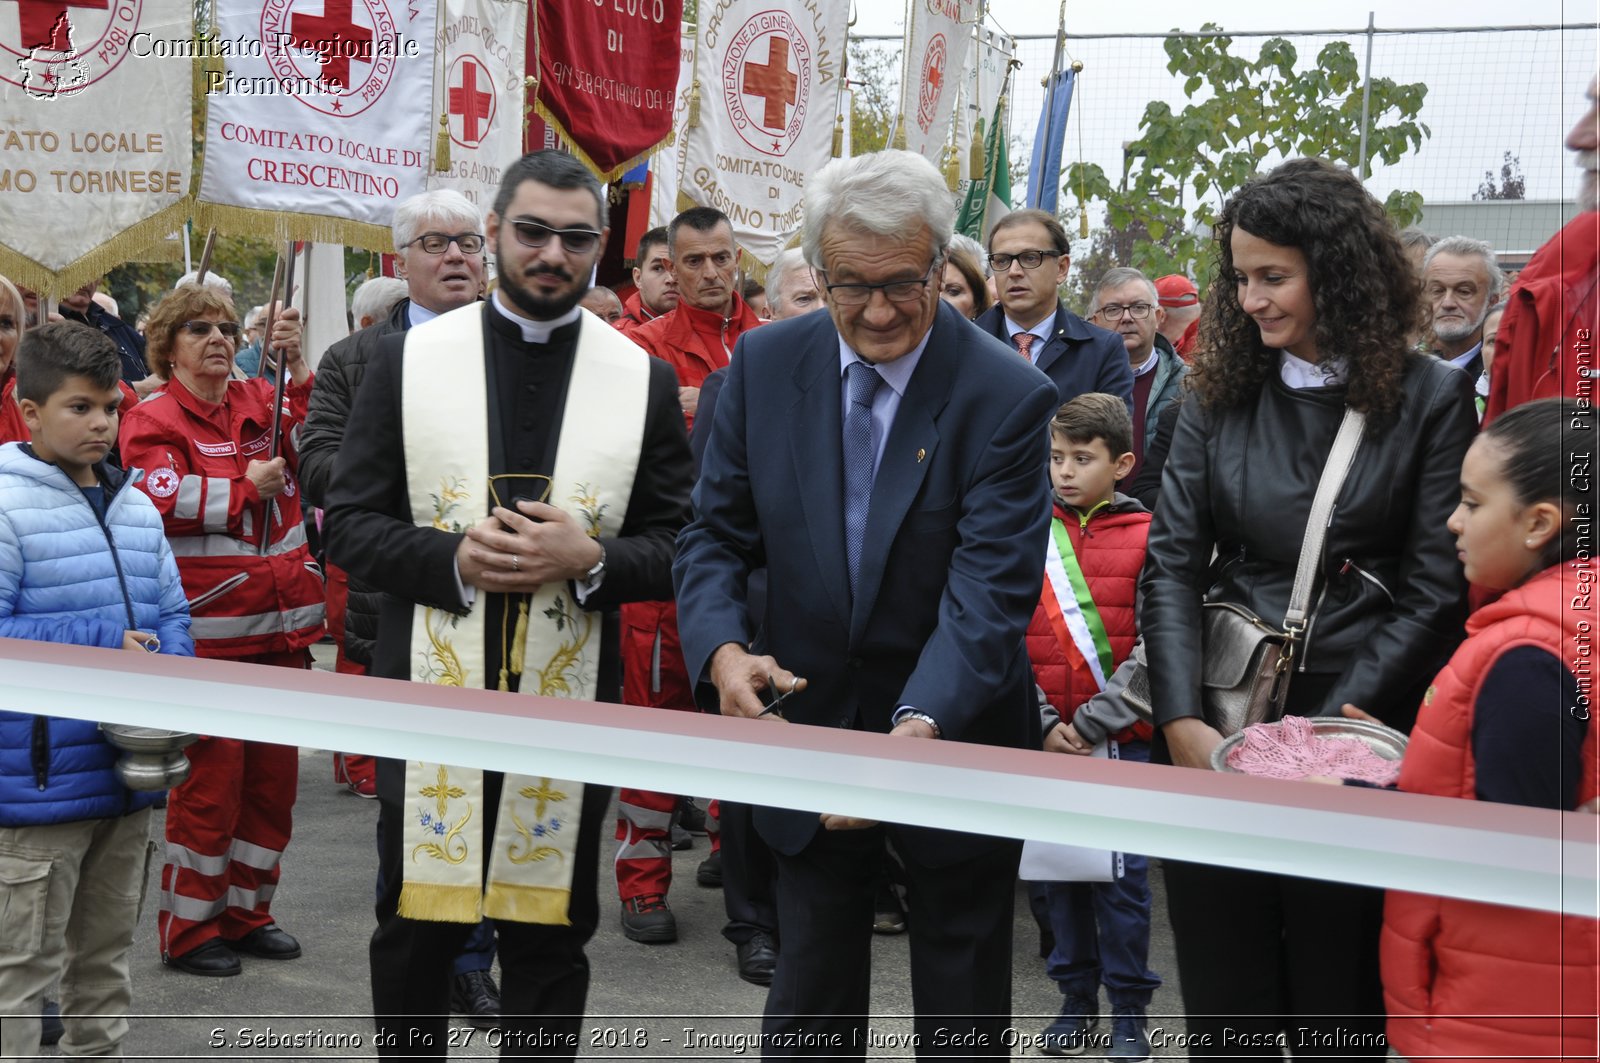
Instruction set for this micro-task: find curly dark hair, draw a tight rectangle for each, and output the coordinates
[145,283,238,379]
[1191,157,1419,425]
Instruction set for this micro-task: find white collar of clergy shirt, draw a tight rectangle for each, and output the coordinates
[491,291,582,343]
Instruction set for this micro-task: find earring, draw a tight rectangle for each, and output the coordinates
[1526,539,1537,548]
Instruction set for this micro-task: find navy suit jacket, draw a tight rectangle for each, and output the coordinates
[674,301,1057,862]
[974,298,1134,414]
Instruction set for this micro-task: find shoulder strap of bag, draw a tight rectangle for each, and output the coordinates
[1285,407,1366,634]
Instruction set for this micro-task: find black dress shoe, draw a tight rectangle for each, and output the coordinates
[230,924,302,960]
[165,939,242,977]
[696,850,723,888]
[735,931,778,986]
[450,969,501,1031]
[677,798,709,835]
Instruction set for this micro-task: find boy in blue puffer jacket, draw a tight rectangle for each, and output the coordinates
[0,322,193,1058]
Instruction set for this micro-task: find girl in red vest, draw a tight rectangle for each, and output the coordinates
[1379,397,1597,1062]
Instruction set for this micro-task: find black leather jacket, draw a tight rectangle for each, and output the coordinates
[1140,354,1476,732]
[300,298,410,666]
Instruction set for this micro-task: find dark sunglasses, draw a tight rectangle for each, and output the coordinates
[508,220,601,254]
[180,320,241,339]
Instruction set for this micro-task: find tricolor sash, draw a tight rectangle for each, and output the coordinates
[1041,519,1114,692]
[398,304,649,924]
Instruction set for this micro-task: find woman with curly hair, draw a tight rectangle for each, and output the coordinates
[119,284,324,979]
[1138,158,1477,1056]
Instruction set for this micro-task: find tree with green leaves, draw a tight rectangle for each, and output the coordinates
[1064,26,1430,292]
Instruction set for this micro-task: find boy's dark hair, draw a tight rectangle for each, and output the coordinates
[1482,397,1596,568]
[668,207,731,255]
[492,150,607,230]
[1050,393,1133,460]
[635,226,668,264]
[15,321,121,403]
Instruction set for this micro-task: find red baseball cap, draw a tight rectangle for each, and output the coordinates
[1155,275,1199,308]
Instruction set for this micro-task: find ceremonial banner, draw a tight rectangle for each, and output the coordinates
[956,88,1010,242]
[954,29,1012,185]
[530,0,683,181]
[647,22,695,230]
[680,0,849,273]
[429,0,525,212]
[195,0,437,249]
[896,0,973,169]
[0,0,192,296]
[1025,66,1075,213]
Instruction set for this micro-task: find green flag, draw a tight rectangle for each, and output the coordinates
[956,95,1011,241]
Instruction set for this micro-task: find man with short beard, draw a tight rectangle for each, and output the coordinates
[324,151,692,1061]
[1422,235,1503,389]
[1486,72,1600,419]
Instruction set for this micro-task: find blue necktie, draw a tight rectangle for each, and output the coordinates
[844,360,883,592]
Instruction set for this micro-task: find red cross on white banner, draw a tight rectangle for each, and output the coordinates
[741,35,796,131]
[10,0,108,51]
[289,0,373,89]
[448,57,493,145]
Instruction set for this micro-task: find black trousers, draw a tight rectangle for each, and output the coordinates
[762,825,1019,1060]
[1153,671,1387,1060]
[369,756,611,1061]
[717,798,779,945]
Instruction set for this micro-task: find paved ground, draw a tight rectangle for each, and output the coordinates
[86,648,1193,1060]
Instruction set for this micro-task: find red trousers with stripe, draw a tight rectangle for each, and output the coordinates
[325,560,377,784]
[616,600,699,900]
[158,651,303,959]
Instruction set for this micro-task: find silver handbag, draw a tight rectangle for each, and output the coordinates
[1122,408,1366,736]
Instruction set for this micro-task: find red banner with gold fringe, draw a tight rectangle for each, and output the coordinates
[528,0,682,181]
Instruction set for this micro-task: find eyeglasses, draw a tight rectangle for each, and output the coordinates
[179,320,241,339]
[821,260,940,306]
[988,249,1062,271]
[406,232,485,255]
[1093,302,1156,321]
[507,220,602,255]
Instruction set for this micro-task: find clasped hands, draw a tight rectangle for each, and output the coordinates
[455,500,602,594]
[709,642,936,831]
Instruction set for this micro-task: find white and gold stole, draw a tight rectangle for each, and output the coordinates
[398,304,648,925]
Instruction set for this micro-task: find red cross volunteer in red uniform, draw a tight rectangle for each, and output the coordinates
[120,283,325,978]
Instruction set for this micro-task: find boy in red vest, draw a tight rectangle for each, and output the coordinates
[1025,393,1161,1060]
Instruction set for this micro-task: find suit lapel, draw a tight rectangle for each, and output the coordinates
[848,307,958,646]
[788,320,852,629]
[1030,301,1072,375]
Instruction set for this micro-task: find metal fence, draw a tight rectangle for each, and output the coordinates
[853,22,1597,231]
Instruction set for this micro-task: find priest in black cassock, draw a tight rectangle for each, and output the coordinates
[324,150,693,1061]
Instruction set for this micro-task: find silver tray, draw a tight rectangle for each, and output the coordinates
[1211,717,1408,773]
[99,724,200,754]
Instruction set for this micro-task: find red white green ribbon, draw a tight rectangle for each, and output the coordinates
[1043,520,1114,690]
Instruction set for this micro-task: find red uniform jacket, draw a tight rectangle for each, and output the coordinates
[1025,496,1152,743]
[617,290,667,335]
[1485,211,1600,422]
[119,374,326,658]
[1382,562,1598,1063]
[0,368,24,445]
[621,296,763,710]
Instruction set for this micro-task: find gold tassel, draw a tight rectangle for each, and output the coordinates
[970,118,986,180]
[498,667,510,692]
[832,113,844,158]
[509,600,529,676]
[686,79,701,129]
[1080,212,1089,239]
[890,115,907,150]
[944,146,960,191]
[434,113,451,172]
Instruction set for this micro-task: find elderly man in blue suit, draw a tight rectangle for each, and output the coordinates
[973,208,1133,413]
[674,150,1059,1057]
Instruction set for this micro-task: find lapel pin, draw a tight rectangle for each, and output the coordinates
[916,448,926,463]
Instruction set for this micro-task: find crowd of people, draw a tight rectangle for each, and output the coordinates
[0,70,1595,1063]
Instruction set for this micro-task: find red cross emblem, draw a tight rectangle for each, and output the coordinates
[289,0,373,90]
[916,33,948,134]
[261,0,396,117]
[722,12,812,158]
[447,54,495,148]
[9,0,105,51]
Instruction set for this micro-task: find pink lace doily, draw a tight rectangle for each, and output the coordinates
[1224,716,1401,785]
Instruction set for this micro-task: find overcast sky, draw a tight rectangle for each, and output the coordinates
[853,0,1592,37]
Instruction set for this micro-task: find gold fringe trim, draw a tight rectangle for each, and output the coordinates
[191,202,393,254]
[483,881,572,925]
[737,249,771,284]
[0,197,195,299]
[531,100,670,184]
[396,881,483,923]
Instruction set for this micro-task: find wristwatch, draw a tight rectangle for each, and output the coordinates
[892,707,942,738]
[583,542,607,582]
